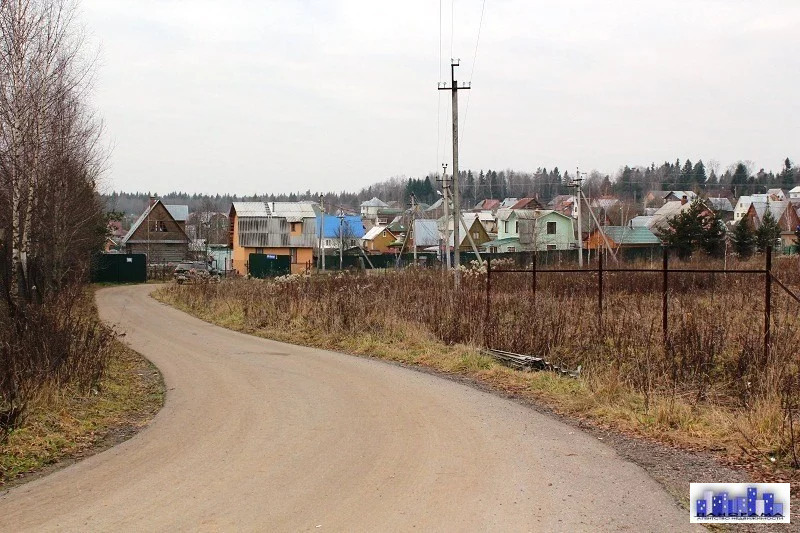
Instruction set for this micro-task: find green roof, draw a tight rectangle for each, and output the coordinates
[597,226,661,245]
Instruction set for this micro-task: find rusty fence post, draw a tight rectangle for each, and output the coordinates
[765,246,772,362]
[485,256,491,342]
[531,251,537,304]
[598,249,604,329]
[662,246,669,345]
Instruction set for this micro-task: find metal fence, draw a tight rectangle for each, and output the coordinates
[485,246,800,361]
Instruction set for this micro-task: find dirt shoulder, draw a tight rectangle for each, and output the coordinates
[0,339,165,489]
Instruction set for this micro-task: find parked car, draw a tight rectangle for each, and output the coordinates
[174,262,220,284]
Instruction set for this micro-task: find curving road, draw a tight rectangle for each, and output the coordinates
[0,285,694,531]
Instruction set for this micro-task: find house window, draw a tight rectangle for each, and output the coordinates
[547,244,557,250]
[473,232,479,239]
[382,231,386,237]
[290,248,297,264]
[508,246,516,252]
[547,221,557,235]
[514,221,518,233]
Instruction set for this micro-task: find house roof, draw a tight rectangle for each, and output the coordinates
[231,202,271,217]
[269,202,319,222]
[595,226,661,245]
[591,198,621,210]
[363,225,390,241]
[481,237,520,248]
[705,197,734,212]
[360,197,389,208]
[474,199,500,210]
[413,219,440,247]
[664,190,697,200]
[165,205,189,222]
[629,215,653,228]
[767,188,785,196]
[510,197,541,210]
[648,201,692,231]
[749,200,791,225]
[317,214,365,238]
[790,186,800,194]
[122,200,188,245]
[500,198,519,208]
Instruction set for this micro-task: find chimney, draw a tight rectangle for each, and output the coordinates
[149,194,156,208]
[681,195,688,205]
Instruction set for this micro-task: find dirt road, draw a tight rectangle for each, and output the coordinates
[0,285,694,531]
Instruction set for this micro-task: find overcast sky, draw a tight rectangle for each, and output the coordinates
[84,0,800,195]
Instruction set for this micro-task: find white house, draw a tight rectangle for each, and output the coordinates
[733,194,769,222]
[360,197,389,217]
[790,186,800,200]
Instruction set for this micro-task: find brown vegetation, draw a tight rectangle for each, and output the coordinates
[157,254,800,474]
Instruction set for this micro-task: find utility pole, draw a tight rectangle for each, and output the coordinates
[319,194,326,272]
[338,211,345,270]
[439,163,451,270]
[410,193,418,266]
[571,170,584,268]
[439,59,470,284]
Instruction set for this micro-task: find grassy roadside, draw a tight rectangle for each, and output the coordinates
[153,283,798,485]
[0,338,164,488]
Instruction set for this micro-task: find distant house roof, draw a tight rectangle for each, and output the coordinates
[705,197,734,212]
[481,237,520,249]
[474,199,500,210]
[361,197,389,208]
[413,219,440,247]
[317,214,365,239]
[664,191,697,201]
[510,197,542,210]
[767,188,785,198]
[597,226,661,246]
[387,216,406,233]
[362,225,389,241]
[629,215,653,228]
[648,201,693,231]
[500,198,519,208]
[790,186,800,194]
[231,202,271,217]
[591,197,621,210]
[231,201,318,222]
[426,198,444,211]
[165,205,189,222]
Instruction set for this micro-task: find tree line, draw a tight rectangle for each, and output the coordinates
[106,157,798,219]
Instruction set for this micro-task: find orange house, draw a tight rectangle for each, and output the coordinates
[229,202,319,275]
[361,225,397,254]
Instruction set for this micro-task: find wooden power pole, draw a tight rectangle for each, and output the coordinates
[439,59,470,285]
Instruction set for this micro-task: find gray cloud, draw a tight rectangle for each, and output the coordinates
[84,0,800,194]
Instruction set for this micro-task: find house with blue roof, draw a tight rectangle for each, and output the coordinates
[317,213,366,253]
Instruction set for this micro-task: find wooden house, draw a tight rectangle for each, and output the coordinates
[122,197,190,263]
[361,225,397,254]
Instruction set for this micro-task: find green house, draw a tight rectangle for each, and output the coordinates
[484,209,577,252]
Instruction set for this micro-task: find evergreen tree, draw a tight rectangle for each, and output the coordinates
[466,170,475,206]
[693,160,707,187]
[755,209,782,252]
[781,157,795,188]
[731,219,755,258]
[657,199,705,259]
[731,163,751,194]
[794,223,800,254]
[699,208,725,257]
[680,159,694,189]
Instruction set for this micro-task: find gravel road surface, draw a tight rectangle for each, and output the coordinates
[0,285,696,531]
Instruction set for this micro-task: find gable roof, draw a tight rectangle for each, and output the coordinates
[363,225,394,241]
[474,199,500,210]
[360,197,389,208]
[510,197,542,210]
[664,190,697,201]
[122,200,189,245]
[500,198,519,208]
[317,214,365,238]
[648,201,692,231]
[231,202,271,217]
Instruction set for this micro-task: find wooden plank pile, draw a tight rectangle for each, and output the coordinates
[483,348,581,379]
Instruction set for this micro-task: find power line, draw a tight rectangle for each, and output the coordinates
[460,0,486,146]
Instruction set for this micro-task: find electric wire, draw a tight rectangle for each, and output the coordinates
[460,0,486,147]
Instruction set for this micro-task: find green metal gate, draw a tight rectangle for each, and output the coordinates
[91,253,147,283]
[249,253,291,278]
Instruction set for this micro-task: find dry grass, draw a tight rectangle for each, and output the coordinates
[154,255,800,474]
[0,338,164,486]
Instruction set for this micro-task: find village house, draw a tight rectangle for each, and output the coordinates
[744,200,800,251]
[663,190,697,203]
[790,186,800,200]
[734,194,769,222]
[435,214,491,252]
[410,219,440,252]
[121,197,190,263]
[509,197,544,210]
[317,213,365,254]
[474,199,501,211]
[548,195,578,218]
[585,225,661,251]
[228,201,319,275]
[486,209,576,252]
[360,197,389,218]
[361,225,397,254]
